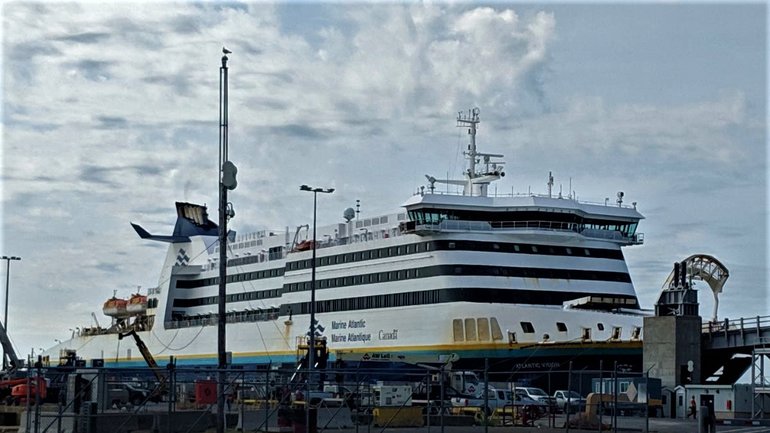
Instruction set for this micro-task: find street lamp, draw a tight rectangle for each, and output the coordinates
[299,184,334,428]
[1,255,20,370]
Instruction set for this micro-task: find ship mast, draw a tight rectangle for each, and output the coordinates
[457,107,481,189]
[457,108,505,197]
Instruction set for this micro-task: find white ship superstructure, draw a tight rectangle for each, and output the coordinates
[42,109,647,371]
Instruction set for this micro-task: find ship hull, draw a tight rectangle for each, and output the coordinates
[48,301,643,374]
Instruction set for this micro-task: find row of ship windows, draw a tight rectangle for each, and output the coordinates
[171,286,637,318]
[286,242,432,270]
[176,269,284,289]
[286,240,621,272]
[181,254,628,291]
[407,210,638,236]
[353,213,409,228]
[452,318,505,342]
[293,290,441,315]
[502,322,641,343]
[284,264,630,293]
[169,290,443,327]
[172,288,281,307]
[191,240,622,287]
[165,288,641,331]
[165,308,280,329]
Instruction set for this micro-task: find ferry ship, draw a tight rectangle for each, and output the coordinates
[42,108,647,373]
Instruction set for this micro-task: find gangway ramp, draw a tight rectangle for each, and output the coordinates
[702,316,770,385]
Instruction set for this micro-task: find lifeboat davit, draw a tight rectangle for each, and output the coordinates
[126,293,148,315]
[102,296,129,318]
[294,240,315,252]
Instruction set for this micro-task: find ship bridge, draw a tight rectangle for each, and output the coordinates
[401,193,644,245]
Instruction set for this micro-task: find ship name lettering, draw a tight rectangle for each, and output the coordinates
[331,321,347,330]
[378,329,398,340]
[331,334,347,342]
[348,332,371,342]
[348,319,366,328]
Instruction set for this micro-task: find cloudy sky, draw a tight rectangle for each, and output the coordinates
[1,2,766,356]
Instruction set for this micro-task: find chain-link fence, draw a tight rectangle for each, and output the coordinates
[6,361,662,433]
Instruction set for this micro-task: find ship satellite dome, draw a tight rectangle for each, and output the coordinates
[343,208,355,222]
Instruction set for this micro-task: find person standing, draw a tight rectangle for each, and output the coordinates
[688,396,697,419]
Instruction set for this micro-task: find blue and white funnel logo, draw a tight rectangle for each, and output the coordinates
[175,248,190,266]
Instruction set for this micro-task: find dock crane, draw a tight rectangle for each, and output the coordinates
[0,319,21,373]
[118,330,167,400]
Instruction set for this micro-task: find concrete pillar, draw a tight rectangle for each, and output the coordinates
[643,315,701,389]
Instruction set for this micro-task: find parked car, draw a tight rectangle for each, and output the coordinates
[452,387,547,418]
[553,390,586,413]
[515,387,556,412]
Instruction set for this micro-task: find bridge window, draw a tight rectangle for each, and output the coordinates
[556,322,568,332]
[520,322,535,333]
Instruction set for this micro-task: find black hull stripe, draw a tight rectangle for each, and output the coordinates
[177,263,631,291]
[281,287,639,316]
[221,239,626,272]
[172,286,639,312]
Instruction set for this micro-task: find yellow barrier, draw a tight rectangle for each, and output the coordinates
[372,406,424,427]
[241,399,280,408]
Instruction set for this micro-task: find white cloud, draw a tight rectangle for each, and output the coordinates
[1,2,765,354]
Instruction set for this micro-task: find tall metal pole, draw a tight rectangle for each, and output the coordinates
[1,256,20,371]
[307,190,316,433]
[217,49,230,433]
[599,360,603,433]
[300,184,333,432]
[613,361,618,433]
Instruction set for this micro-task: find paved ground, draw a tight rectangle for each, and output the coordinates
[295,416,770,433]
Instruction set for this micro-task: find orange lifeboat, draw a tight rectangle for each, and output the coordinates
[127,293,148,315]
[294,240,315,251]
[103,296,129,318]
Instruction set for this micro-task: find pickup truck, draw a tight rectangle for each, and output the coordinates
[106,382,161,406]
[451,388,547,416]
[515,387,557,411]
[552,390,586,413]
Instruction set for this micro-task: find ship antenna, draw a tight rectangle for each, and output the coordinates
[547,171,554,198]
[457,108,481,195]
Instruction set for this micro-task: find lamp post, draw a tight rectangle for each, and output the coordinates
[1,256,20,370]
[300,184,334,429]
[216,48,238,433]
